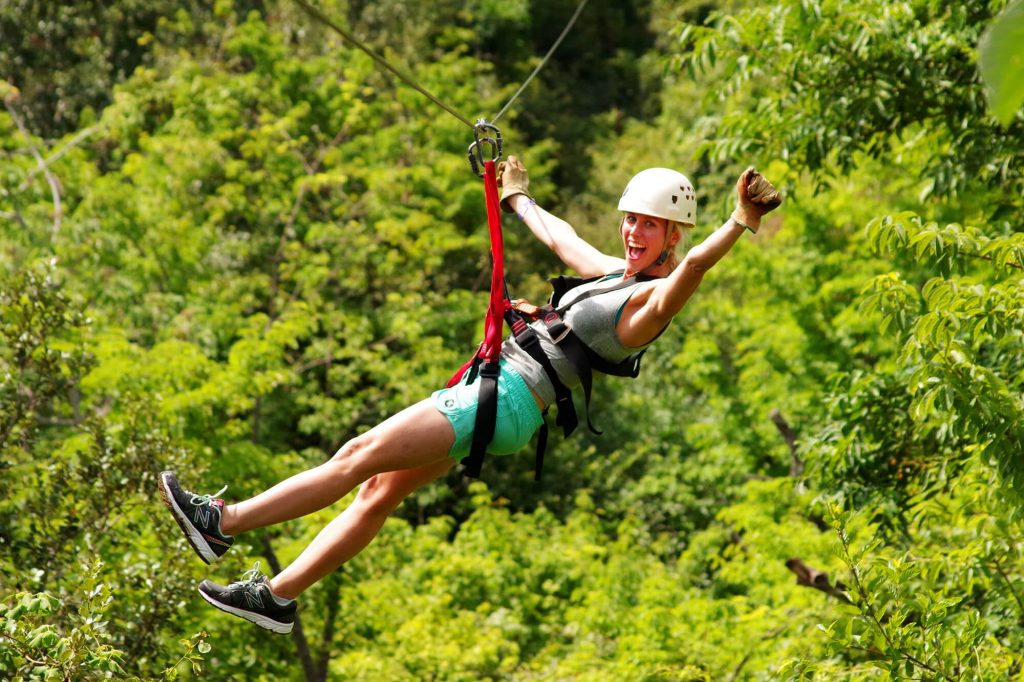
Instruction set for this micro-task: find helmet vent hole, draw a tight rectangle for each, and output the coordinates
[671,195,678,204]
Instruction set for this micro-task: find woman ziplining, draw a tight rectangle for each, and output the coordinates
[159,153,783,633]
[154,0,782,635]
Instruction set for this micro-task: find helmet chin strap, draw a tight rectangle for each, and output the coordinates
[639,232,673,275]
[631,249,668,277]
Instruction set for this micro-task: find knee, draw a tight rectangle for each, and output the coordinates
[329,433,377,477]
[355,474,406,517]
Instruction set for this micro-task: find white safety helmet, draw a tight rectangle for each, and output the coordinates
[617,168,696,226]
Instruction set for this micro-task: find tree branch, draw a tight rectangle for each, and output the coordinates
[316,577,342,682]
[770,408,802,476]
[0,209,27,228]
[17,125,97,192]
[992,558,1024,624]
[964,250,1022,271]
[726,623,788,682]
[261,535,318,682]
[785,558,854,605]
[4,91,62,239]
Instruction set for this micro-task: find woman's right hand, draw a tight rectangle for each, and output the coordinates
[497,155,532,213]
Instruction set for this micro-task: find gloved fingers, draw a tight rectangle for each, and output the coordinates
[747,172,782,211]
[497,154,532,212]
[737,166,782,214]
[736,166,756,205]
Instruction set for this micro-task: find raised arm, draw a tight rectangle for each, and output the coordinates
[617,167,782,346]
[500,156,623,278]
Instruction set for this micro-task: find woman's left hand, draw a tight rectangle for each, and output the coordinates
[733,167,782,233]
[737,167,782,213]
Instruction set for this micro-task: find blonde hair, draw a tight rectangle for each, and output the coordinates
[663,220,694,273]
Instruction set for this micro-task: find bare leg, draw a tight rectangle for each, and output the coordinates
[221,398,455,535]
[268,457,455,599]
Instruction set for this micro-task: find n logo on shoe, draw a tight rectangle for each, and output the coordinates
[245,589,265,610]
[194,507,211,527]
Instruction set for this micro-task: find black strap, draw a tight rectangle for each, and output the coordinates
[584,345,644,378]
[463,359,500,479]
[548,272,609,308]
[534,417,548,482]
[550,271,657,311]
[538,311,603,434]
[507,309,578,437]
[534,273,653,434]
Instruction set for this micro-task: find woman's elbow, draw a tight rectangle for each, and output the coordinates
[680,253,712,274]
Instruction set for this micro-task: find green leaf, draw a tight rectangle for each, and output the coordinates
[979,0,1024,125]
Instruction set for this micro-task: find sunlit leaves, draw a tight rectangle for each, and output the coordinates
[979,0,1024,125]
[675,0,1024,200]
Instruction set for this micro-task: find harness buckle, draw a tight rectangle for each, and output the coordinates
[511,299,542,319]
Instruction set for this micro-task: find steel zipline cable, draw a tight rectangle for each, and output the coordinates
[491,0,590,124]
[290,0,476,129]
[290,0,589,131]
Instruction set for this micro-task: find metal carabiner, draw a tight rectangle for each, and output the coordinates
[467,119,503,176]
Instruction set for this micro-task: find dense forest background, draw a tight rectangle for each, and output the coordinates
[2,0,1023,680]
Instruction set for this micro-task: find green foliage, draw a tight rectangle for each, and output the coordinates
[306,481,839,680]
[1,577,128,681]
[0,0,220,138]
[810,212,1024,506]
[779,500,1023,680]
[677,0,1024,203]
[0,563,208,681]
[979,0,1024,125]
[0,260,92,454]
[2,0,1023,679]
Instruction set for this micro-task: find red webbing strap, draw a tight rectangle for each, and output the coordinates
[480,159,505,361]
[448,159,503,477]
[446,159,506,389]
[458,159,506,478]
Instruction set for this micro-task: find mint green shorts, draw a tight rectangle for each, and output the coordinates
[432,361,544,462]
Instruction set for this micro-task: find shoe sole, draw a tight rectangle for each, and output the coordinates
[159,472,219,565]
[198,587,294,634]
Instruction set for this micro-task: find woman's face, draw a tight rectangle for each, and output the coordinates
[620,212,673,273]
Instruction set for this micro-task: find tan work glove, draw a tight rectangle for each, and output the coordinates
[732,166,782,234]
[496,155,532,213]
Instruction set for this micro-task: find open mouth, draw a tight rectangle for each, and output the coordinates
[626,243,646,261]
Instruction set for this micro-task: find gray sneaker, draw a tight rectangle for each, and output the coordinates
[199,562,297,634]
[158,471,234,564]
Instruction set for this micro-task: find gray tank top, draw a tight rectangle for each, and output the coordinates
[501,274,663,405]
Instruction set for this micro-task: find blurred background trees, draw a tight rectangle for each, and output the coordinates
[1,0,1022,679]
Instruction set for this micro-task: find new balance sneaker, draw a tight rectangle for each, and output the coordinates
[158,470,234,564]
[198,562,297,634]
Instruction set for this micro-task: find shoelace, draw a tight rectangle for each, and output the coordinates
[232,561,267,590]
[189,485,228,511]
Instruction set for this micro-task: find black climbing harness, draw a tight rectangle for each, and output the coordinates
[450,124,653,480]
[503,272,655,480]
